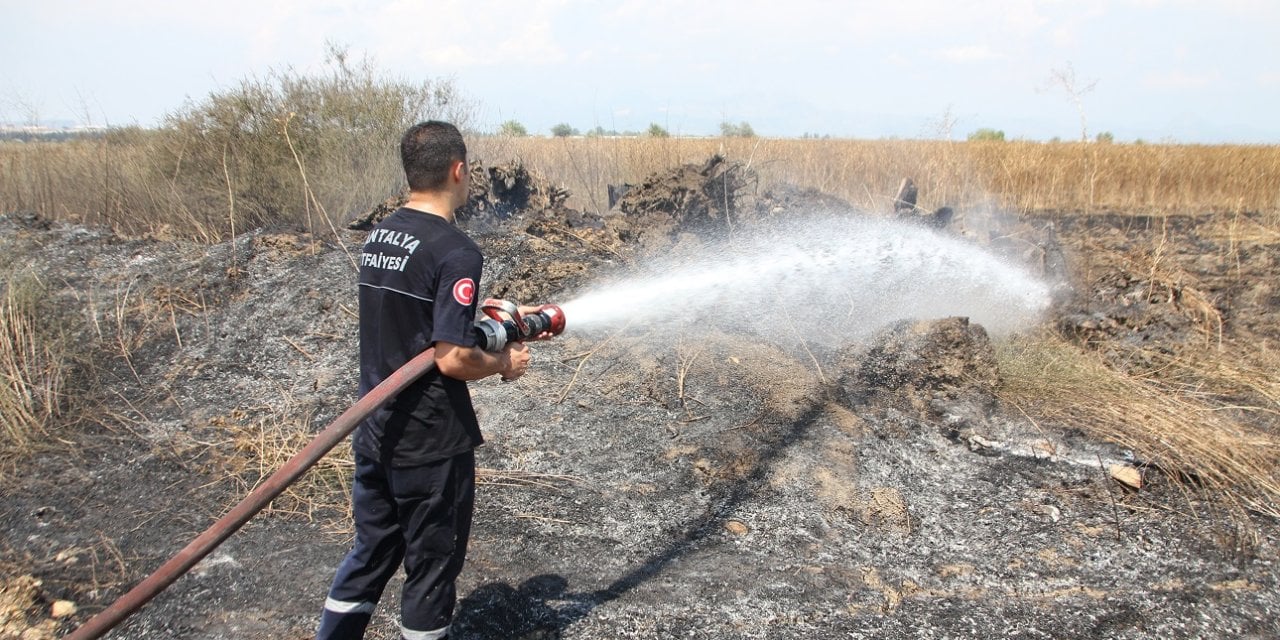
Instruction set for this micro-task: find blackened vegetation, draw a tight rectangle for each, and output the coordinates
[1,160,1278,639]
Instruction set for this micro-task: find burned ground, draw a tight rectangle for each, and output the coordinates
[1,159,1278,639]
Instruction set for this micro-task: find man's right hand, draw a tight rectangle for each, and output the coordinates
[500,342,531,381]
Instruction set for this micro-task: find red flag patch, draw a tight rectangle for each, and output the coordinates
[452,278,475,305]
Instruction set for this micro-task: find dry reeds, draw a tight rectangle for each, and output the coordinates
[470,137,1280,219]
[0,49,470,241]
[0,273,73,464]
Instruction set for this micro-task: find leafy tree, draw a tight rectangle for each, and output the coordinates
[647,123,669,138]
[1095,131,1114,144]
[499,120,528,137]
[550,123,578,137]
[967,128,1006,142]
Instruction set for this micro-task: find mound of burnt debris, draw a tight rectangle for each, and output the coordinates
[1,157,1277,639]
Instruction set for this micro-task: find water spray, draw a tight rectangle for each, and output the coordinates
[560,215,1053,346]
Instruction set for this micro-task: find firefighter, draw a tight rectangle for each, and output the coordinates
[316,121,533,640]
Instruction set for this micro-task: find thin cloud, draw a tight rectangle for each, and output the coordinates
[358,1,572,69]
[489,21,569,66]
[936,45,1005,63]
[1144,69,1221,90]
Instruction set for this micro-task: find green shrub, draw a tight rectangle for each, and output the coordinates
[967,128,1006,142]
[500,120,529,137]
[153,45,474,239]
[648,123,670,138]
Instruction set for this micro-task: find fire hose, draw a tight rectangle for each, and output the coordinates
[66,300,564,640]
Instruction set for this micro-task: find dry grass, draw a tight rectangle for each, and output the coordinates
[1136,349,1280,432]
[206,409,579,529]
[0,131,168,235]
[0,51,468,241]
[0,272,75,467]
[208,410,355,526]
[1118,226,1227,347]
[997,333,1280,535]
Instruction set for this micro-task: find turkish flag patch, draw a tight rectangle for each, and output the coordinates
[452,278,476,305]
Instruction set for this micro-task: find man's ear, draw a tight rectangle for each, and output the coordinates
[452,160,467,183]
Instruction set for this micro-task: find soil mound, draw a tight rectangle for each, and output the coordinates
[840,317,999,416]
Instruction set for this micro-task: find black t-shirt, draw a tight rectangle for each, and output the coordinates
[353,208,484,467]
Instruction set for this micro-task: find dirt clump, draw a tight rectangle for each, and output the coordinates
[842,317,999,403]
[0,576,59,640]
[606,155,757,249]
[834,317,1000,434]
[461,160,573,224]
[347,159,575,231]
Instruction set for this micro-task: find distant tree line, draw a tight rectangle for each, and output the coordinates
[970,127,1118,143]
[490,120,757,138]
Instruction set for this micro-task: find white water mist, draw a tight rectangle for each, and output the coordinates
[559,215,1052,347]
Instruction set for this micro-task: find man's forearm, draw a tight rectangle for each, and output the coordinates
[434,341,512,381]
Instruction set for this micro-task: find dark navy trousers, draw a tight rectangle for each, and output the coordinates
[317,449,476,640]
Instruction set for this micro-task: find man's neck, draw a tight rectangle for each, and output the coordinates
[402,191,457,222]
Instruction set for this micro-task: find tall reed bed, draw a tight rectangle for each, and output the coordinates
[471,137,1280,219]
[3,129,1277,241]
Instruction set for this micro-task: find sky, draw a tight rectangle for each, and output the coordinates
[2,0,1278,143]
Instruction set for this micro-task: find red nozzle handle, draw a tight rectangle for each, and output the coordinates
[479,299,565,340]
[481,298,525,333]
[537,304,566,336]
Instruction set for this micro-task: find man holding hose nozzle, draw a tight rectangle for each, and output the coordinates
[316,121,544,640]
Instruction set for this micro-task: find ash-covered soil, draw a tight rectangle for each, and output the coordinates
[1,159,1278,639]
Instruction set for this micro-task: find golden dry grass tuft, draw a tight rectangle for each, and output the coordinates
[208,410,355,526]
[997,333,1280,533]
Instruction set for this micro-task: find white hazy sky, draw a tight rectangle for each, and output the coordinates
[3,0,1278,142]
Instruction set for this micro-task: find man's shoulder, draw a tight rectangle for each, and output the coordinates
[372,207,429,231]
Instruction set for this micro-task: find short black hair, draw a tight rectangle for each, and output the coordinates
[400,121,467,192]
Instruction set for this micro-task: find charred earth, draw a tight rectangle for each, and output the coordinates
[1,158,1277,639]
